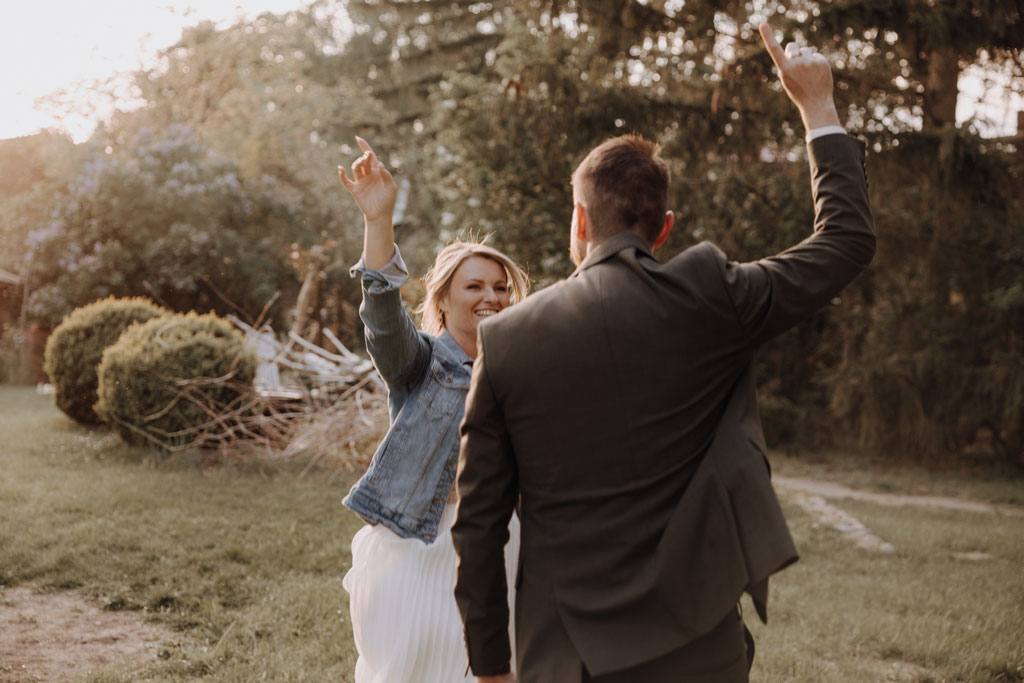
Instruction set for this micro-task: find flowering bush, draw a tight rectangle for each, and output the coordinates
[22,126,293,328]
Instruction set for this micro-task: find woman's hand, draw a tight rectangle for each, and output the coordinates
[339,137,397,224]
[339,137,397,269]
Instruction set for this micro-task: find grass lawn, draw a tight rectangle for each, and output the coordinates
[2,384,1023,681]
[0,385,364,681]
[747,499,1024,682]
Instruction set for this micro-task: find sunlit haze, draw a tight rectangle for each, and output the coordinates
[0,0,311,142]
[1,3,1021,143]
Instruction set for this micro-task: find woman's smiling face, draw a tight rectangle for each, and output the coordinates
[442,255,511,352]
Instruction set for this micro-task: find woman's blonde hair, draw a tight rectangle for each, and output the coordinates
[417,239,530,336]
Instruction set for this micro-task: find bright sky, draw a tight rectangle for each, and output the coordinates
[1,3,1021,143]
[0,0,309,142]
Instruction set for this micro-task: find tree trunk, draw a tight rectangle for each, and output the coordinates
[292,246,326,341]
[923,47,959,130]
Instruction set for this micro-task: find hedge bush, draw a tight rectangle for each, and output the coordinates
[95,312,257,450]
[43,297,166,424]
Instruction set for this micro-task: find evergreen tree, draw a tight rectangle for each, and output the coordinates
[413,0,1024,460]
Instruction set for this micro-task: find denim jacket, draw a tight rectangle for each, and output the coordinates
[343,245,473,543]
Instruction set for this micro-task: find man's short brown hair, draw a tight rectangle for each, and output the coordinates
[572,134,670,244]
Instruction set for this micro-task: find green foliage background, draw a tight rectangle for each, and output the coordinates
[1,0,1021,462]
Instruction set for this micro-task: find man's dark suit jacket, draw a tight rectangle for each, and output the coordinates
[452,133,875,679]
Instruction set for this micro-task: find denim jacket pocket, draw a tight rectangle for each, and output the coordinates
[417,358,471,415]
[357,414,410,496]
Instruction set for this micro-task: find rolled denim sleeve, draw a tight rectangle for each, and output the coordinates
[350,245,430,390]
[349,244,411,293]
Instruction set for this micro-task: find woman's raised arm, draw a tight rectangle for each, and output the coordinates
[339,137,397,270]
[339,138,429,390]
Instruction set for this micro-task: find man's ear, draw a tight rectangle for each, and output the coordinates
[574,202,589,242]
[653,210,674,249]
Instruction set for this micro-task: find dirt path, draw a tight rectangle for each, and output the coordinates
[0,586,177,682]
[774,475,1023,556]
[782,490,897,552]
[773,475,1024,516]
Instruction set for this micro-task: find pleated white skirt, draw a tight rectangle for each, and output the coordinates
[343,505,520,683]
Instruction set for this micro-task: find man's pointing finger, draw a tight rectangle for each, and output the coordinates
[759,22,787,69]
[355,136,373,154]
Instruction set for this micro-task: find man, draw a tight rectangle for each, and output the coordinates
[452,22,874,683]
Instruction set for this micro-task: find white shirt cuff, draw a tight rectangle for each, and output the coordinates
[806,125,847,142]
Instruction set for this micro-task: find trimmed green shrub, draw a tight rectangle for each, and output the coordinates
[95,312,257,450]
[43,297,166,424]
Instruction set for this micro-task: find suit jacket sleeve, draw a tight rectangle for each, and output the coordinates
[452,325,517,676]
[715,133,875,346]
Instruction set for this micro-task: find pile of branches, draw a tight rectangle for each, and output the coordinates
[128,316,389,471]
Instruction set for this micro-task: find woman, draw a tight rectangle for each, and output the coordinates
[338,138,529,682]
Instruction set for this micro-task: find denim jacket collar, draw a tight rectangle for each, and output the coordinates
[438,328,474,367]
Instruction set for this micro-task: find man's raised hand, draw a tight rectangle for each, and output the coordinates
[338,137,397,224]
[759,21,841,131]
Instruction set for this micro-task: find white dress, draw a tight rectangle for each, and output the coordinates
[344,504,520,682]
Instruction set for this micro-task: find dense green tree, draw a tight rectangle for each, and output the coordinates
[0,132,84,273]
[22,125,295,327]
[412,1,1024,460]
[116,7,387,260]
[335,0,519,272]
[791,1,1024,459]
[113,5,397,342]
[9,6,388,342]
